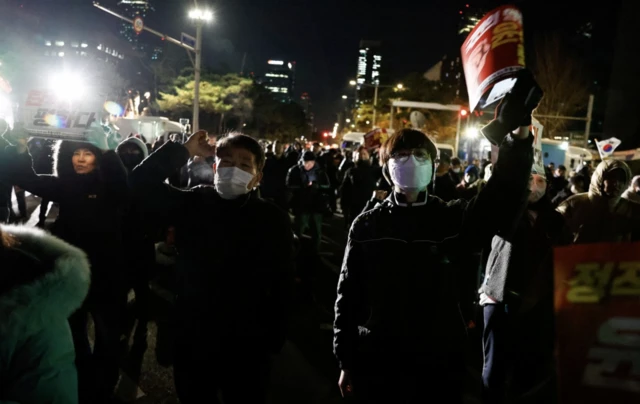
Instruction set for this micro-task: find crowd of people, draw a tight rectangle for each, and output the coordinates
[1,88,640,404]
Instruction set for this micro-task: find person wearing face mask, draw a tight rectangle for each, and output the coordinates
[479,164,569,404]
[130,131,295,404]
[334,111,535,402]
[450,156,463,183]
[557,160,640,243]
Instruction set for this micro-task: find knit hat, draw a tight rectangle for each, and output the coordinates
[302,151,316,162]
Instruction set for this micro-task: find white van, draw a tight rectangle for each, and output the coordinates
[340,132,366,150]
[113,116,185,144]
[541,139,594,171]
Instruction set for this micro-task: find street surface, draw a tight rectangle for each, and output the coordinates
[14,192,483,404]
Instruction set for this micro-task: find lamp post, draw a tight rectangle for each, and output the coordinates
[188,9,213,132]
[350,81,403,128]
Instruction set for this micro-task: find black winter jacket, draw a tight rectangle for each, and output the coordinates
[333,134,534,370]
[130,141,295,353]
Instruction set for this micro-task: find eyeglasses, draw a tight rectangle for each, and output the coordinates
[390,149,430,163]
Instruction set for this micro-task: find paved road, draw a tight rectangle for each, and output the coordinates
[12,192,486,404]
[13,192,346,403]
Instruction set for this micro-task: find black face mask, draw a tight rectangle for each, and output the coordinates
[120,154,143,172]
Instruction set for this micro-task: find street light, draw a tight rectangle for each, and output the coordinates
[349,80,357,86]
[342,95,348,99]
[189,8,214,132]
[397,83,404,89]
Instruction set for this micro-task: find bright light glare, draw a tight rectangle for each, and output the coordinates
[397,83,404,89]
[342,95,347,99]
[346,119,351,123]
[189,9,213,21]
[50,72,85,100]
[349,80,357,86]
[466,127,479,138]
[560,141,569,150]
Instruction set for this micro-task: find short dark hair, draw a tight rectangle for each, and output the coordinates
[355,145,367,154]
[379,129,437,165]
[451,157,461,166]
[558,165,567,171]
[438,153,451,165]
[215,132,266,170]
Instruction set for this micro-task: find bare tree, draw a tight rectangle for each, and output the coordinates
[531,34,591,137]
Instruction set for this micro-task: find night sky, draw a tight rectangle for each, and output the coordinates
[26,0,614,132]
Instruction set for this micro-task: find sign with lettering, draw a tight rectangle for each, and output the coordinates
[18,90,103,141]
[461,5,525,112]
[554,242,640,403]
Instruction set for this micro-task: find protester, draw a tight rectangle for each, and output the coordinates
[0,224,90,404]
[334,91,535,403]
[130,131,295,404]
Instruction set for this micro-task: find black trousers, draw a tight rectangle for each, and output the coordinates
[482,303,556,404]
[69,291,127,404]
[351,351,465,404]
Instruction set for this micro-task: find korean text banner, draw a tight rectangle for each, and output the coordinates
[18,90,104,141]
[554,242,640,404]
[461,5,525,112]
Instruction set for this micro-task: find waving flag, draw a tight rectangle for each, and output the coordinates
[595,137,621,159]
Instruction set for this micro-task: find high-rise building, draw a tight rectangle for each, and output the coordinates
[117,0,154,56]
[355,40,382,104]
[263,60,295,103]
[458,4,486,40]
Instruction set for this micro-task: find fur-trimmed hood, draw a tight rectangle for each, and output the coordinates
[0,225,91,338]
[53,140,104,178]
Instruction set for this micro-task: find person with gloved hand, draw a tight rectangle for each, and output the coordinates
[333,84,538,403]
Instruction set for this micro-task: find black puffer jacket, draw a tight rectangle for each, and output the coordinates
[333,134,533,370]
[0,141,128,298]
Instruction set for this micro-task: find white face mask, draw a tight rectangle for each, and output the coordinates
[388,155,432,193]
[452,167,461,173]
[215,167,255,200]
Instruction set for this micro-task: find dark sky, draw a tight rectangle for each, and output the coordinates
[27,0,617,131]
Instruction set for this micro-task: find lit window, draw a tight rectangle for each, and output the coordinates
[81,43,88,48]
[71,42,79,48]
[45,40,52,46]
[55,41,64,47]
[97,44,103,50]
[58,52,64,57]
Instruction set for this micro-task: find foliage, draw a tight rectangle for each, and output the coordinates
[158,72,308,140]
[531,34,591,136]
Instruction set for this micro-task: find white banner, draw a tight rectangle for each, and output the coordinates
[18,89,104,141]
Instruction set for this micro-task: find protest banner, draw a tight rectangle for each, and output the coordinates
[364,128,389,150]
[554,242,640,403]
[461,5,525,112]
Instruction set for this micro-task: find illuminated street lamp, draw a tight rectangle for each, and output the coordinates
[342,95,348,99]
[189,8,214,131]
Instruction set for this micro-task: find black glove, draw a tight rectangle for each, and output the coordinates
[481,69,543,145]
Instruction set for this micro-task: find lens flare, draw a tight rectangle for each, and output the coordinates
[104,101,124,116]
[44,114,64,128]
